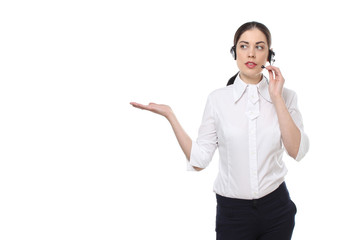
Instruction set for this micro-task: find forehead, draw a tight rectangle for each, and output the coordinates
[238,28,267,44]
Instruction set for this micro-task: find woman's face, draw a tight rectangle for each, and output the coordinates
[236,28,269,81]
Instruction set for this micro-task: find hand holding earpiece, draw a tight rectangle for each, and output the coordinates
[265,65,285,102]
[130,102,173,119]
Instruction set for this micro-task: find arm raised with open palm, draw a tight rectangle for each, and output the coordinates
[130,102,203,171]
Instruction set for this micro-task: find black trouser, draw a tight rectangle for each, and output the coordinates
[216,182,297,240]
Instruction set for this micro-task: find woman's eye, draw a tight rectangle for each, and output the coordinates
[240,45,247,49]
[256,46,264,50]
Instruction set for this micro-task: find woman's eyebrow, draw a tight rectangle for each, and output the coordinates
[239,41,265,44]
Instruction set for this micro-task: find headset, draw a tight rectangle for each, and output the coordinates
[230,45,275,64]
[226,46,275,86]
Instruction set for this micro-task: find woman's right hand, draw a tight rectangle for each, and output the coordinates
[130,101,197,167]
[130,102,173,119]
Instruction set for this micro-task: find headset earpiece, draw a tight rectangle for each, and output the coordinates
[230,46,236,60]
[268,49,275,64]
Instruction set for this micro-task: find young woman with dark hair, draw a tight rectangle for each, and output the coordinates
[131,21,309,240]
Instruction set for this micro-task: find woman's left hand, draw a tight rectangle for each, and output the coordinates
[265,65,285,101]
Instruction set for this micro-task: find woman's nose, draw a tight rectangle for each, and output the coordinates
[248,47,255,58]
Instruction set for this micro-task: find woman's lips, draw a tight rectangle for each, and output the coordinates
[245,62,257,69]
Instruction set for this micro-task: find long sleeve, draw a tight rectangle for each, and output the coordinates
[286,92,310,161]
[187,95,218,171]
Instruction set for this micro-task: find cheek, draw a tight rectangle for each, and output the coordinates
[236,59,245,70]
[236,50,246,60]
[261,52,269,62]
[235,51,247,67]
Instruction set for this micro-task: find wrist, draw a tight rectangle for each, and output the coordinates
[165,109,175,121]
[271,95,284,106]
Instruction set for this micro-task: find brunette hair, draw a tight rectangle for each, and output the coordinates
[233,21,272,48]
[227,21,272,86]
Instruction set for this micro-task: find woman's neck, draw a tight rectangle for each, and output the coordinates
[239,73,263,85]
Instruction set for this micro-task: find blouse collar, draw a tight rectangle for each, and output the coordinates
[232,73,272,103]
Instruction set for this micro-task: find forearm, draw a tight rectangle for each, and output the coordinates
[166,112,192,161]
[272,97,301,159]
[130,101,203,170]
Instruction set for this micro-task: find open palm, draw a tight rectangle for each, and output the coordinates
[130,102,172,118]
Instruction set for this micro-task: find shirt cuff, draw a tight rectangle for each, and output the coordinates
[186,140,207,171]
[295,130,310,161]
[186,161,197,171]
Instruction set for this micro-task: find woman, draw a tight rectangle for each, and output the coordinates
[130,21,309,240]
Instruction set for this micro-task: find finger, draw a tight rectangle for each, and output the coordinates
[265,65,277,71]
[148,102,160,111]
[130,102,140,107]
[265,65,282,77]
[273,67,281,77]
[130,102,150,110]
[267,69,274,82]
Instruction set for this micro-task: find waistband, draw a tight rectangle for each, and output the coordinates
[216,182,289,208]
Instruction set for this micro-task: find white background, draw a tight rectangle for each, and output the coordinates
[1,0,359,239]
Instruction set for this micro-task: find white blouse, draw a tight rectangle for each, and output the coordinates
[187,74,309,200]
